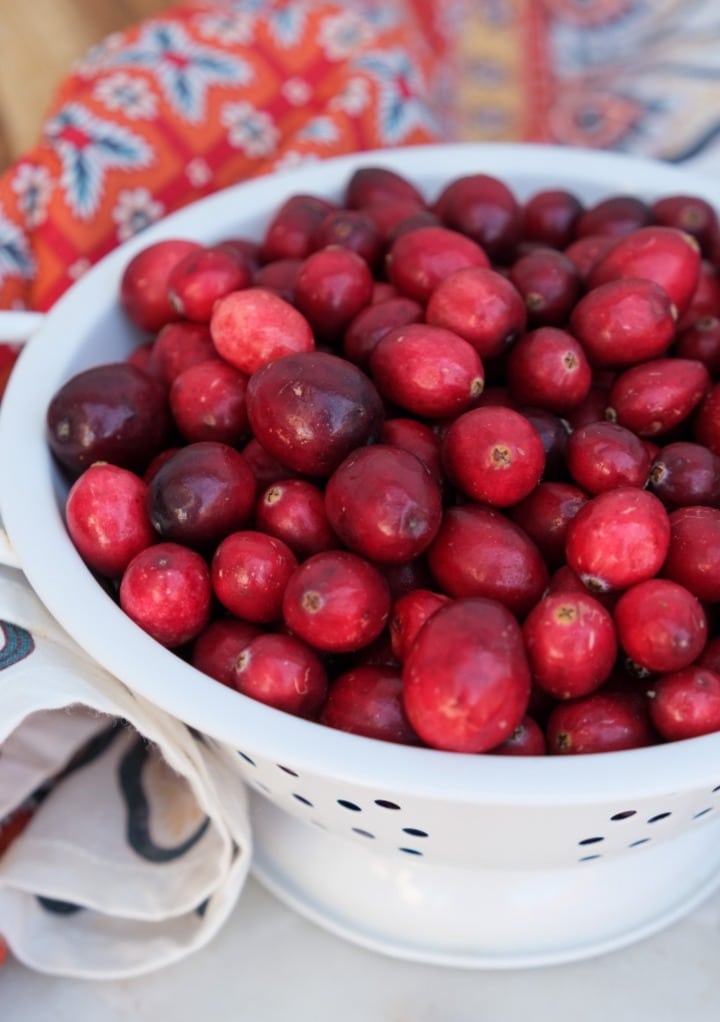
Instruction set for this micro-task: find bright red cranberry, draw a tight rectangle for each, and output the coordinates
[294,246,374,342]
[402,597,531,753]
[211,530,298,623]
[254,478,338,559]
[169,358,249,445]
[674,315,720,376]
[119,542,212,648]
[190,617,262,688]
[508,248,580,326]
[344,166,426,211]
[385,225,489,304]
[575,195,651,239]
[650,194,720,257]
[663,506,720,603]
[427,504,549,618]
[259,193,337,262]
[523,591,618,700]
[614,578,708,674]
[232,632,328,719]
[320,664,421,744]
[506,326,592,413]
[147,321,216,386]
[246,350,384,477]
[147,441,256,549]
[565,487,671,592]
[509,481,588,569]
[370,323,484,419]
[521,188,583,249]
[441,405,545,507]
[565,420,650,494]
[47,362,171,477]
[425,266,527,359]
[649,441,720,508]
[694,382,720,457]
[381,417,446,495]
[282,550,391,653]
[167,245,252,323]
[433,173,522,261]
[547,691,655,754]
[65,463,156,578]
[120,239,201,332]
[310,208,382,268]
[252,258,303,303]
[389,587,450,661]
[342,296,423,368]
[569,277,676,368]
[648,667,720,741]
[608,357,710,438]
[210,287,314,375]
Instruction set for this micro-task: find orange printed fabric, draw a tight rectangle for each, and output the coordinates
[0,0,461,314]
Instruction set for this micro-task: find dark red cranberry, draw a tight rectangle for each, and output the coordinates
[575,195,652,239]
[320,665,421,745]
[259,193,337,262]
[167,245,252,323]
[649,441,720,508]
[508,248,581,326]
[254,478,338,559]
[547,691,655,754]
[663,506,720,603]
[521,188,584,249]
[120,239,201,332]
[232,632,328,719]
[509,481,588,569]
[648,667,720,741]
[385,225,489,303]
[565,420,650,494]
[190,617,262,688]
[342,296,423,369]
[433,173,522,261]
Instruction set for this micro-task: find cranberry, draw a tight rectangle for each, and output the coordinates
[147,441,256,549]
[47,362,171,477]
[370,323,484,419]
[674,315,720,376]
[381,417,446,494]
[377,557,434,600]
[254,478,338,559]
[506,326,592,413]
[608,357,710,437]
[211,530,298,623]
[521,188,584,249]
[648,441,720,508]
[546,564,619,612]
[65,463,157,578]
[119,542,212,648]
[676,261,720,329]
[241,437,297,489]
[167,245,252,323]
[324,444,442,564]
[342,296,423,368]
[517,406,570,478]
[508,248,580,326]
[320,664,421,744]
[547,691,654,754]
[120,239,201,332]
[232,632,328,719]
[282,550,391,653]
[575,195,651,239]
[190,617,262,687]
[564,381,614,431]
[565,420,650,494]
[433,173,522,261]
[489,715,547,756]
[565,487,671,592]
[614,578,707,674]
[294,246,374,342]
[698,637,720,674]
[663,506,720,602]
[563,234,616,280]
[427,504,549,618]
[508,481,588,568]
[648,667,720,741]
[147,321,216,386]
[310,208,382,268]
[694,382,720,457]
[523,591,618,700]
[385,225,490,303]
[389,587,450,661]
[210,287,314,375]
[344,166,426,211]
[402,597,531,753]
[425,266,527,359]
[441,405,545,507]
[169,359,249,445]
[650,194,720,257]
[259,193,336,262]
[569,277,676,368]
[253,258,303,303]
[246,350,384,477]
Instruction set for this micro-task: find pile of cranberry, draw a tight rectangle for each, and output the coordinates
[46,164,720,757]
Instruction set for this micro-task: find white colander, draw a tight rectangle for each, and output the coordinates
[2,144,720,969]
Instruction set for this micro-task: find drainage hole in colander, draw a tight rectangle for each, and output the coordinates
[693,807,713,819]
[610,810,637,821]
[713,785,720,793]
[337,799,362,811]
[578,854,602,862]
[374,799,401,810]
[402,827,429,838]
[398,847,423,856]
[253,781,272,794]
[647,812,672,823]
[629,838,651,847]
[278,765,299,776]
[578,836,604,846]
[292,793,313,806]
[238,751,256,766]
[351,828,376,839]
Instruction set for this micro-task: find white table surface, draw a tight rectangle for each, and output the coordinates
[3,873,720,1020]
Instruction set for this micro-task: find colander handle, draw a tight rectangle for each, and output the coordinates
[0,310,47,569]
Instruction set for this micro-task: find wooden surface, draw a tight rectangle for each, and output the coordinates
[0,0,171,170]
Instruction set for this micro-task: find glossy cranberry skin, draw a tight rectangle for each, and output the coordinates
[509,481,588,569]
[563,234,616,280]
[324,444,443,564]
[521,188,583,249]
[260,193,337,262]
[648,667,720,741]
[381,417,446,495]
[370,323,484,419]
[546,691,654,754]
[518,406,570,479]
[320,665,421,745]
[169,359,249,445]
[246,350,384,477]
[433,173,522,261]
[674,315,720,376]
[282,550,391,653]
[232,632,328,719]
[119,542,212,648]
[241,437,297,489]
[342,296,423,368]
[190,617,262,688]
[385,225,490,304]
[566,421,650,494]
[565,487,671,592]
[402,597,531,753]
[650,194,720,257]
[47,362,171,477]
[65,463,157,578]
[294,246,375,341]
[210,287,314,374]
[427,504,549,618]
[523,591,618,700]
[506,326,592,413]
[569,277,676,368]
[211,530,298,623]
[425,266,527,359]
[389,587,450,662]
[344,165,426,211]
[575,195,651,239]
[147,321,216,386]
[608,357,710,438]
[508,248,580,326]
[489,715,548,756]
[614,578,707,674]
[253,258,303,303]
[120,239,201,332]
[310,208,382,268]
[663,506,720,602]
[254,478,338,559]
[167,245,252,323]
[441,405,545,508]
[694,382,720,457]
[147,441,257,549]
[649,441,720,508]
